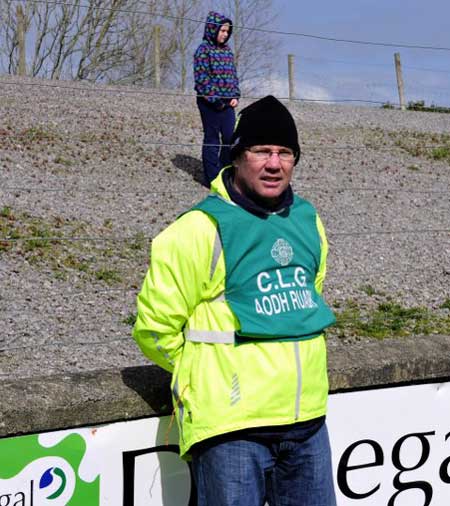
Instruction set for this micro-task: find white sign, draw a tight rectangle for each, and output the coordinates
[328,382,450,506]
[1,382,449,505]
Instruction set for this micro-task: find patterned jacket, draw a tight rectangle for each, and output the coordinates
[193,11,240,109]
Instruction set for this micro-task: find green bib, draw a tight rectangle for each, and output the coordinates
[194,195,336,341]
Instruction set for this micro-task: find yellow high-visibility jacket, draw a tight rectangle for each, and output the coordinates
[133,170,331,458]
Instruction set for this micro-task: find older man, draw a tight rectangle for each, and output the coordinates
[133,95,337,506]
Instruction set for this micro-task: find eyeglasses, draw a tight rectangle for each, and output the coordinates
[245,148,295,162]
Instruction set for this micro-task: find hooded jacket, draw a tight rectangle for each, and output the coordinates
[133,169,333,458]
[194,11,240,109]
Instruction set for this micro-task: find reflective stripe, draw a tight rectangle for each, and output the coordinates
[294,342,302,420]
[210,291,225,302]
[185,329,235,344]
[210,228,223,279]
[172,378,184,442]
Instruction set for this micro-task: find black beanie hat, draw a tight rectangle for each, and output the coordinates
[230,95,301,164]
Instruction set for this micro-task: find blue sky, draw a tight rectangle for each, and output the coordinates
[269,0,450,106]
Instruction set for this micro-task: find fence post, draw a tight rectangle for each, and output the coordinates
[394,52,406,111]
[154,25,161,89]
[288,54,295,101]
[17,5,26,76]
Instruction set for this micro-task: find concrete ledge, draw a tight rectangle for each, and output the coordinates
[328,334,450,391]
[1,335,449,438]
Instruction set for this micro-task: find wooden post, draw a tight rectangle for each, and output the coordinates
[288,54,295,101]
[154,25,161,89]
[394,52,406,111]
[17,5,26,76]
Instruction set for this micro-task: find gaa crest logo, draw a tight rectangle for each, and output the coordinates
[271,239,293,266]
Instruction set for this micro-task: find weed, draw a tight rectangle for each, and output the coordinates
[21,126,59,143]
[94,268,122,284]
[62,254,90,272]
[123,313,137,326]
[54,156,73,166]
[441,299,450,310]
[360,284,377,296]
[431,146,450,161]
[129,231,147,251]
[23,223,57,252]
[1,206,13,218]
[103,218,113,229]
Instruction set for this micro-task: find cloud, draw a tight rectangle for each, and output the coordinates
[250,75,334,103]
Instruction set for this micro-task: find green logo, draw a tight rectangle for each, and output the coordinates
[0,432,99,505]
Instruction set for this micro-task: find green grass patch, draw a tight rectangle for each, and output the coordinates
[20,126,60,143]
[94,268,122,284]
[431,146,450,160]
[389,130,450,163]
[331,300,450,339]
[406,100,450,114]
[122,313,137,326]
[0,208,145,286]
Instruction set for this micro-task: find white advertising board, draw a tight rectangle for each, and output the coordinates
[0,381,449,505]
[328,381,450,505]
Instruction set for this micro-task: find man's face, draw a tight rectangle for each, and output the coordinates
[217,23,230,44]
[233,145,295,207]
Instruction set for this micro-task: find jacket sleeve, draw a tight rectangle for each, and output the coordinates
[230,54,241,98]
[193,45,222,107]
[314,213,329,295]
[132,211,216,373]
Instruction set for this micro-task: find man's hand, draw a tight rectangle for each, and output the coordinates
[230,99,239,108]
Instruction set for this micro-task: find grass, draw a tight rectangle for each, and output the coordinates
[330,300,450,340]
[381,100,450,114]
[0,208,146,286]
[94,268,122,284]
[406,100,450,114]
[391,130,450,164]
[362,126,450,164]
[122,313,137,326]
[19,126,61,144]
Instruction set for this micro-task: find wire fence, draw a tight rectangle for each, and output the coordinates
[1,184,449,195]
[1,5,449,352]
[4,0,450,107]
[17,0,450,51]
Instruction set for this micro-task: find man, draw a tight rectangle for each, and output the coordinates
[133,96,337,506]
[194,11,240,187]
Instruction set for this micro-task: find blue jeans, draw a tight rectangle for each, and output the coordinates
[191,421,336,506]
[196,97,236,187]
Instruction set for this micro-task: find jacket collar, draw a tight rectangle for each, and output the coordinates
[211,166,294,217]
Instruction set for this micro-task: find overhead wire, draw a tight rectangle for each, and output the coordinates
[1,184,449,195]
[0,78,393,106]
[18,0,450,52]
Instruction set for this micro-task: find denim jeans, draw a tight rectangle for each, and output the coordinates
[196,97,236,187]
[191,421,336,506]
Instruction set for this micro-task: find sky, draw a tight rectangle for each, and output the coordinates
[266,0,450,107]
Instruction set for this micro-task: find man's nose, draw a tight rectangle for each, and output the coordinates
[266,152,282,168]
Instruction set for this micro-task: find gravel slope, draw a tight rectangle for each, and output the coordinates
[0,76,449,380]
